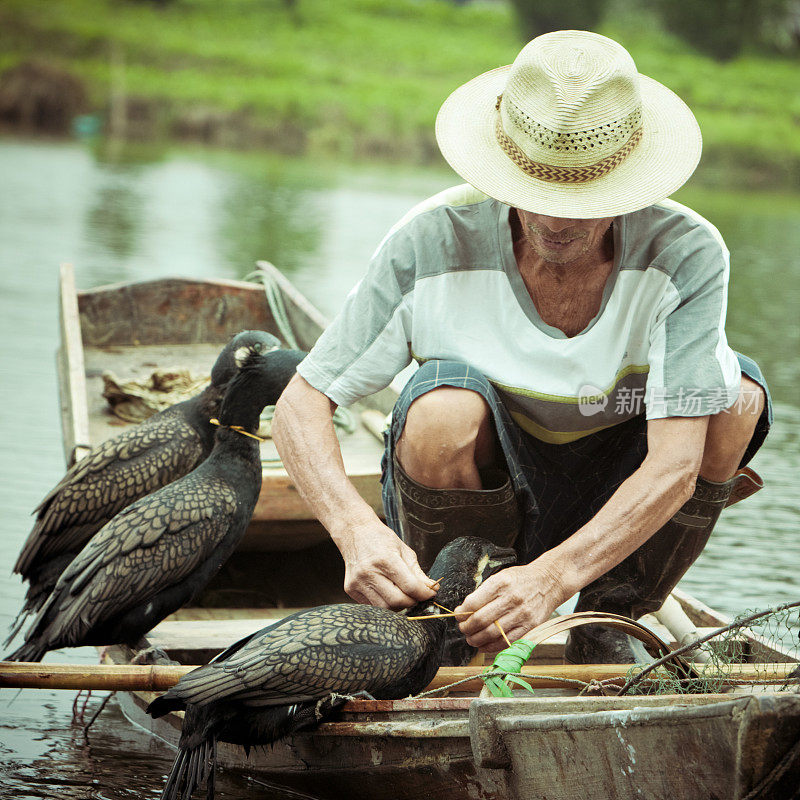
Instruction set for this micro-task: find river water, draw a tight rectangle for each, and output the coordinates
[0,137,798,798]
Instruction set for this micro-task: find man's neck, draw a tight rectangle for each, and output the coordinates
[510,213,616,337]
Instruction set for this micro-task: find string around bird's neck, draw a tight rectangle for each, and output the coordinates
[407,601,512,647]
[209,418,267,443]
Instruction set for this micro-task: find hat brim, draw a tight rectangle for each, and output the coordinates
[435,66,702,219]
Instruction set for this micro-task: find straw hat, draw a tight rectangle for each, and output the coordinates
[435,31,701,219]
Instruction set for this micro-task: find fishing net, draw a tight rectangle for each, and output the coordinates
[619,600,800,696]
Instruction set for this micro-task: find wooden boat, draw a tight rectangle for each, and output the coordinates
[56,262,800,800]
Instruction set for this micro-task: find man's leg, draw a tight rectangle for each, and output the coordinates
[391,384,522,576]
[566,375,769,664]
[379,361,533,666]
[380,360,539,573]
[396,386,496,490]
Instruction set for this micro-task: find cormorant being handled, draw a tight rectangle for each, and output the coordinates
[6,330,280,644]
[5,347,306,663]
[147,536,516,800]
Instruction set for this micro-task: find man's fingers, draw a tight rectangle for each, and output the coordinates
[456,595,512,636]
[397,546,438,599]
[346,566,420,611]
[454,569,514,616]
[341,527,434,611]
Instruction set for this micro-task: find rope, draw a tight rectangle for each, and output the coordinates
[413,670,596,698]
[245,266,300,350]
[209,418,267,443]
[413,670,798,700]
[407,602,512,647]
[82,691,116,741]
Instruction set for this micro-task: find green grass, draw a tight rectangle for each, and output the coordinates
[1,0,798,177]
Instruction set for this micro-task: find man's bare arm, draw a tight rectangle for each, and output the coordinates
[454,415,710,649]
[271,374,435,609]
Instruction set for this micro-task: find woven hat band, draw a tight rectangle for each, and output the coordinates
[494,95,643,184]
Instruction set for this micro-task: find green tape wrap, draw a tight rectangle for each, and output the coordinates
[481,640,537,697]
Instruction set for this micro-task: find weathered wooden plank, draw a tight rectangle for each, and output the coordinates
[144,613,302,651]
[77,277,272,347]
[256,470,383,520]
[58,263,91,467]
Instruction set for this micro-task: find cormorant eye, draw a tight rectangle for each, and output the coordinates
[253,342,264,353]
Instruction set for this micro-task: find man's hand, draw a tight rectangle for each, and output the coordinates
[453,559,568,651]
[338,519,436,610]
[453,416,711,652]
[273,376,435,611]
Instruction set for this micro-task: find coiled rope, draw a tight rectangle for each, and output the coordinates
[245,265,356,465]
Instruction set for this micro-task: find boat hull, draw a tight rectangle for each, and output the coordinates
[115,688,800,800]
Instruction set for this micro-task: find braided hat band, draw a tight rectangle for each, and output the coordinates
[493,94,644,185]
[435,31,702,218]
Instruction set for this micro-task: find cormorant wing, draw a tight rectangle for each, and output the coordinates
[16,409,205,574]
[166,605,432,708]
[28,472,237,648]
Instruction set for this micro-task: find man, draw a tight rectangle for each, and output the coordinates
[272,31,771,663]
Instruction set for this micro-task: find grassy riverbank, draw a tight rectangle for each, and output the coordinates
[1,0,798,184]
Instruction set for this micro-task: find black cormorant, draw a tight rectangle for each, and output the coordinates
[147,536,516,800]
[6,330,281,644]
[5,347,307,662]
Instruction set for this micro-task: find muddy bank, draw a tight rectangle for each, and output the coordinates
[0,62,88,134]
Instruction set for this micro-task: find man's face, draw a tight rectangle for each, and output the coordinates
[517,210,614,266]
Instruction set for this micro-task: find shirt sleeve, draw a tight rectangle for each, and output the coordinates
[645,225,741,419]
[297,227,416,408]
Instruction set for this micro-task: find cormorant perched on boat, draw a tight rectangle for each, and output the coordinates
[6,330,281,645]
[5,347,307,663]
[147,536,516,800]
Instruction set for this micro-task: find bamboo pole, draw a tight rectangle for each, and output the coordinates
[0,661,792,693]
[0,662,193,691]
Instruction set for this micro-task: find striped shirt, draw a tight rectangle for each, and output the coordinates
[298,184,741,444]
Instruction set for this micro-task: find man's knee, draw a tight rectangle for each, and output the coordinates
[700,376,766,481]
[400,387,490,456]
[396,387,493,488]
[713,376,764,437]
[738,375,766,419]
